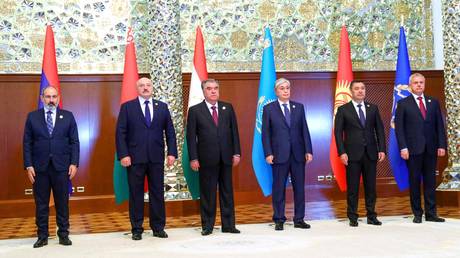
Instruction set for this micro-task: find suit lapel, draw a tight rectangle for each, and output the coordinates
[134,99,149,127]
[38,109,50,136]
[52,109,62,136]
[274,101,289,128]
[347,102,363,128]
[409,96,425,120]
[425,96,432,120]
[364,102,371,128]
[218,101,225,127]
[200,101,217,127]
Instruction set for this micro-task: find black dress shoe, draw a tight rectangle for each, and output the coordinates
[294,221,311,229]
[426,216,445,222]
[152,230,168,238]
[33,238,48,248]
[222,227,241,233]
[275,222,284,231]
[58,236,72,246]
[413,216,422,224]
[132,233,142,240]
[349,220,358,227]
[201,229,213,236]
[367,217,382,226]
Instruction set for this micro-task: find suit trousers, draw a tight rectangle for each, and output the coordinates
[127,162,165,234]
[272,155,306,223]
[346,152,377,221]
[199,161,236,230]
[33,161,70,239]
[406,150,438,218]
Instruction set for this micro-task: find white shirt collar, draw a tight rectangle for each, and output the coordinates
[138,96,153,104]
[411,93,425,100]
[277,99,290,106]
[205,100,218,109]
[351,100,364,107]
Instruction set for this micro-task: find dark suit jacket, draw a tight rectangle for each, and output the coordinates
[116,98,177,164]
[261,100,313,164]
[395,95,447,155]
[334,101,386,161]
[23,108,80,172]
[186,100,241,167]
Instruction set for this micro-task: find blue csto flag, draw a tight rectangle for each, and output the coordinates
[389,26,411,191]
[252,27,277,196]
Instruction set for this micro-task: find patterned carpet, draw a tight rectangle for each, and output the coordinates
[1,196,459,240]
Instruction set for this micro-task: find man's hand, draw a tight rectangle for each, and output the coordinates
[400,149,409,160]
[167,155,176,167]
[120,156,132,167]
[232,155,241,167]
[305,153,313,164]
[26,166,36,184]
[190,160,200,171]
[340,153,348,166]
[378,152,386,162]
[438,148,446,157]
[265,155,274,164]
[68,164,78,180]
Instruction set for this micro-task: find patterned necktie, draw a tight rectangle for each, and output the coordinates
[46,110,54,135]
[144,100,151,127]
[357,104,366,127]
[211,106,218,126]
[417,96,426,119]
[282,103,291,127]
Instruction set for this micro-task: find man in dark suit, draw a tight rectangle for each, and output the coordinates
[116,77,177,240]
[186,78,241,236]
[334,80,386,227]
[395,73,447,223]
[23,86,79,248]
[262,78,313,231]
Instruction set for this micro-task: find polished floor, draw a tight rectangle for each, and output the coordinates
[1,196,459,240]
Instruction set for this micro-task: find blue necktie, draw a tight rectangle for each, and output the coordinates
[357,104,365,127]
[282,103,290,127]
[46,110,54,135]
[144,100,151,127]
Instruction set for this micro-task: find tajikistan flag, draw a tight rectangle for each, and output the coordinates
[182,26,207,200]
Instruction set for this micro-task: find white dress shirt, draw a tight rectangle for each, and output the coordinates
[43,106,56,127]
[205,100,218,115]
[351,100,366,119]
[278,99,290,116]
[138,96,153,121]
[412,93,426,109]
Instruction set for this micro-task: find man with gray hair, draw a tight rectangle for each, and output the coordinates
[262,77,313,231]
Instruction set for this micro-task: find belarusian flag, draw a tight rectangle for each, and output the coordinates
[330,26,353,192]
[182,26,207,200]
[113,27,139,204]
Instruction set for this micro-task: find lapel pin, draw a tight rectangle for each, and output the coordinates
[59,115,63,119]
[367,104,370,107]
[222,106,226,110]
[155,102,158,106]
[292,105,296,108]
[428,99,431,103]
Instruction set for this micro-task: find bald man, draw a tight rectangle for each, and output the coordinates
[116,77,177,240]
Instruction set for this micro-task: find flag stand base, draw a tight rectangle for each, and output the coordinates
[437,163,460,191]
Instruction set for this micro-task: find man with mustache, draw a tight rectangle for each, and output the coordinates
[23,86,80,248]
[116,77,177,240]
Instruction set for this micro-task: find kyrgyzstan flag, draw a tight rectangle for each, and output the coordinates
[182,26,207,200]
[113,27,141,204]
[330,26,353,192]
[39,25,67,206]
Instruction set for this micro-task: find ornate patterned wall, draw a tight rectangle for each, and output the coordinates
[0,0,434,74]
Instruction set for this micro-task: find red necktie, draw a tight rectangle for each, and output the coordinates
[418,96,426,119]
[211,106,218,126]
